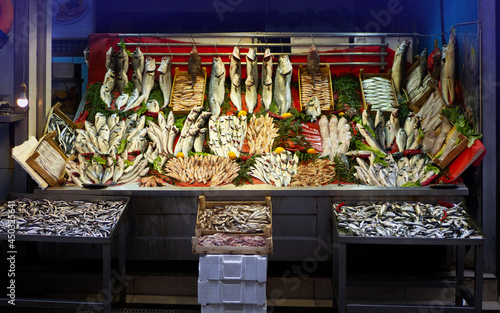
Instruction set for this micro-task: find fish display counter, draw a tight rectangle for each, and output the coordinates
[13,32,484,262]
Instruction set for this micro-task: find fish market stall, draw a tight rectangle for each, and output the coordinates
[10,31,486,309]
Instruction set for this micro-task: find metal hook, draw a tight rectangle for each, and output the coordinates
[167,42,173,60]
[214,42,219,58]
[310,33,316,47]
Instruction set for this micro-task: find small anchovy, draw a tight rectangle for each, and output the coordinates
[0,198,126,238]
[333,202,477,239]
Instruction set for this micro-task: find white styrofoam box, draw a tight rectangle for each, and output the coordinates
[199,255,268,283]
[201,303,267,313]
[198,280,266,306]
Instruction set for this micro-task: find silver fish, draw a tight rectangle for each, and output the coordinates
[101,157,115,184]
[131,68,143,93]
[116,70,129,95]
[182,127,200,156]
[103,69,116,91]
[100,85,112,108]
[261,48,273,110]
[97,136,110,155]
[146,99,160,113]
[245,48,259,113]
[229,46,242,111]
[158,56,172,109]
[374,109,384,128]
[305,96,321,122]
[194,128,207,153]
[115,94,129,111]
[132,47,144,74]
[116,48,129,74]
[167,126,179,154]
[391,40,410,98]
[376,125,386,151]
[357,124,384,152]
[142,56,156,101]
[362,110,375,133]
[112,156,125,185]
[107,113,120,131]
[274,54,293,114]
[385,120,396,148]
[396,128,407,152]
[98,123,110,141]
[105,47,116,71]
[208,57,226,117]
[95,113,107,133]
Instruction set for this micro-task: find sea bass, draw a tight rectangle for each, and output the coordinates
[158,56,172,109]
[142,56,156,101]
[116,48,129,74]
[441,33,456,105]
[105,47,116,71]
[131,68,143,93]
[306,44,320,87]
[116,70,129,95]
[261,48,273,111]
[208,57,226,117]
[391,40,410,98]
[132,47,145,74]
[274,55,293,114]
[229,46,242,111]
[245,47,259,113]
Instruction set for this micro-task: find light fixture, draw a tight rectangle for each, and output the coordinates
[17,83,28,108]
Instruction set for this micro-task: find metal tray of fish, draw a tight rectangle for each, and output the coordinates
[332,201,482,244]
[195,195,272,237]
[0,193,130,244]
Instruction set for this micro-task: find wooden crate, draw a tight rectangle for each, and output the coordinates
[359,69,398,115]
[191,235,273,255]
[26,131,68,187]
[432,132,468,169]
[298,64,334,111]
[169,67,207,114]
[42,102,79,135]
[195,195,272,237]
[404,59,434,113]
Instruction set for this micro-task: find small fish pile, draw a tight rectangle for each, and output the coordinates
[362,77,398,112]
[246,113,279,155]
[163,154,239,187]
[140,175,169,187]
[353,153,436,187]
[333,201,477,238]
[359,109,420,153]
[65,152,149,186]
[290,159,336,187]
[208,115,247,157]
[75,113,148,155]
[198,233,266,247]
[173,107,211,156]
[46,113,76,156]
[145,111,175,164]
[198,204,271,233]
[249,151,299,187]
[300,71,332,110]
[405,49,432,102]
[0,198,126,237]
[171,75,205,111]
[319,115,352,159]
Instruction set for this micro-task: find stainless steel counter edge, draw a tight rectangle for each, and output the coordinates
[35,183,469,197]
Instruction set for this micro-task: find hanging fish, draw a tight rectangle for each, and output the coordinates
[391,40,410,98]
[158,56,173,109]
[132,47,145,74]
[306,44,320,87]
[261,48,273,111]
[274,55,293,115]
[188,46,202,87]
[229,46,242,111]
[208,57,226,117]
[245,47,259,113]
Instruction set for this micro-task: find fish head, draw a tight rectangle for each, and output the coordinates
[157,56,171,74]
[106,47,116,57]
[133,47,143,57]
[263,48,272,61]
[278,55,292,75]
[145,56,156,72]
[232,46,240,60]
[211,57,225,77]
[190,46,198,55]
[246,48,257,61]
[421,48,428,58]
[146,100,160,113]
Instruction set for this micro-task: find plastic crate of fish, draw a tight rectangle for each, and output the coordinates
[359,68,398,115]
[201,304,267,313]
[198,280,266,306]
[199,255,268,282]
[404,59,434,113]
[195,196,272,237]
[298,64,334,112]
[169,67,207,114]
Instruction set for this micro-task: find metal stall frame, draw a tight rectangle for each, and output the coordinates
[0,194,130,313]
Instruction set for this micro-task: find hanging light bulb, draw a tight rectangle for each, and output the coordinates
[17,83,28,108]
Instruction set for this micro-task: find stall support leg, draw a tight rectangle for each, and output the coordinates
[338,243,347,313]
[474,245,483,313]
[103,243,111,313]
[119,224,127,304]
[455,245,465,305]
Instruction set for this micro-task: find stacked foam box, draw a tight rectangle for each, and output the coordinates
[198,255,268,312]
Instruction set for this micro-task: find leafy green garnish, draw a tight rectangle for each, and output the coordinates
[333,154,358,183]
[117,42,132,57]
[94,156,106,165]
[441,107,482,147]
[124,160,134,167]
[402,181,422,187]
[153,156,164,173]
[332,73,362,110]
[148,82,165,106]
[355,141,386,158]
[188,151,210,157]
[117,139,127,154]
[174,115,186,131]
[425,163,441,175]
[232,155,258,186]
